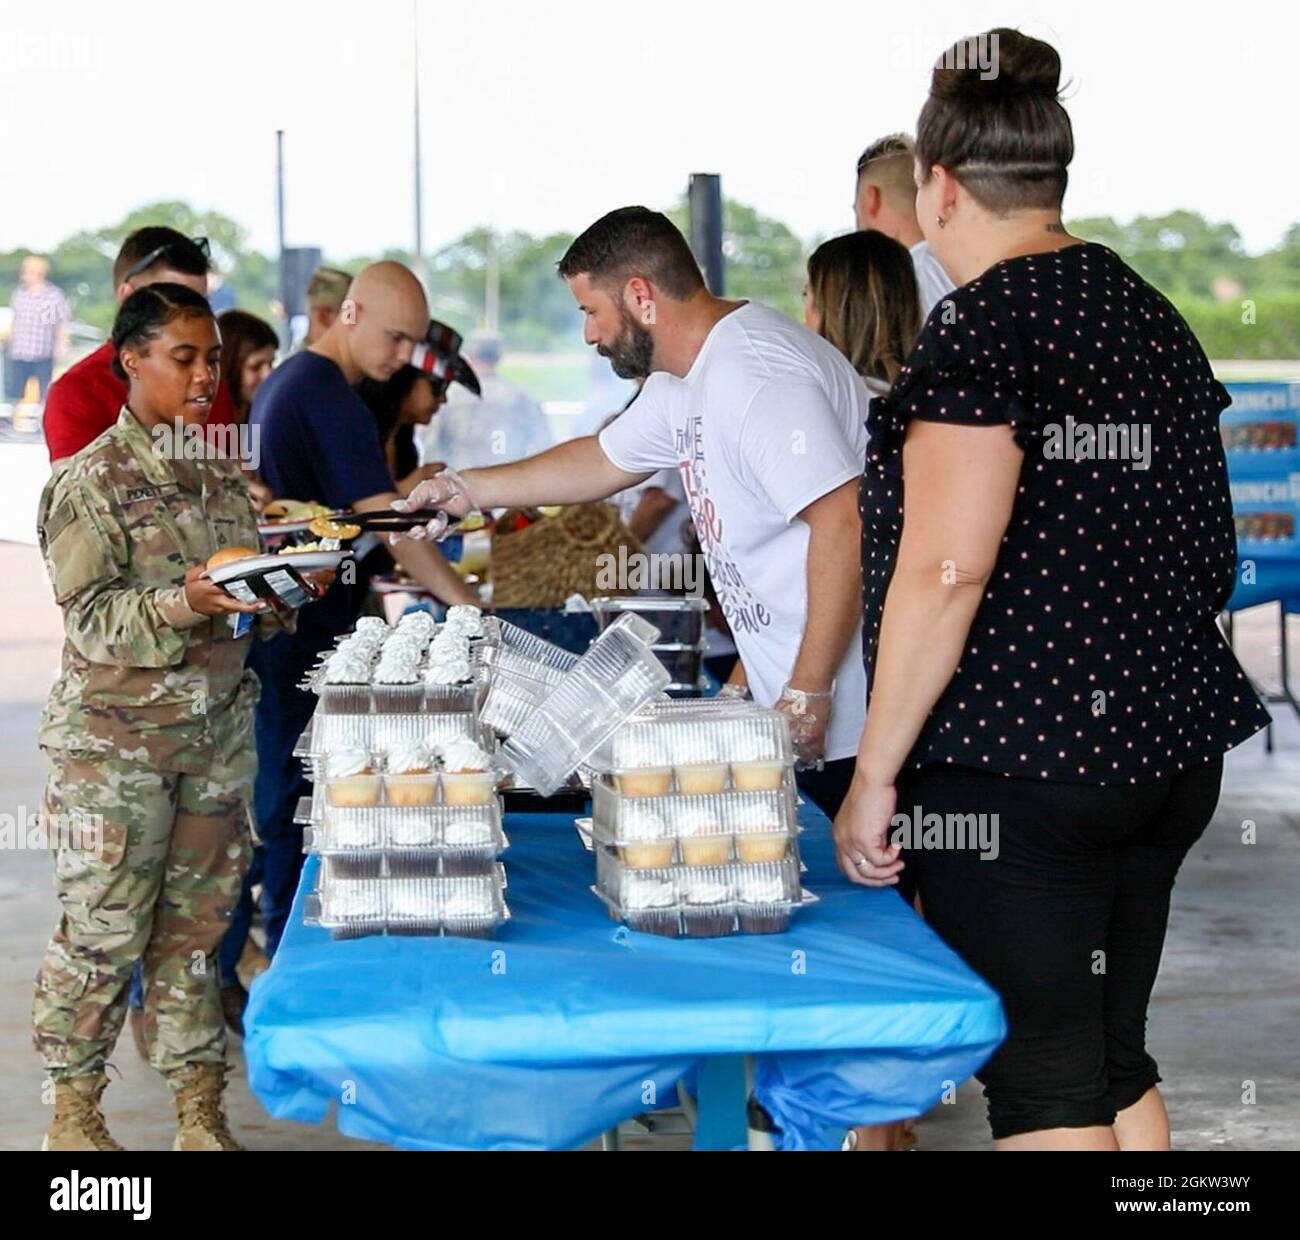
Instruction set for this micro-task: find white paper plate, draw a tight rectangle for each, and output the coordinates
[205,549,348,584]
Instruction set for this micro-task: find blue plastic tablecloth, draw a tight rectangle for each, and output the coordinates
[244,805,1005,1150]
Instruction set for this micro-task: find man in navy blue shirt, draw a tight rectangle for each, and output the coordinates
[238,262,475,990]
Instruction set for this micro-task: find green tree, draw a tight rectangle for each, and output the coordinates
[1069,210,1250,298]
[668,196,806,321]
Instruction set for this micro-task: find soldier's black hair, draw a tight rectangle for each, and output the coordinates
[111,283,215,381]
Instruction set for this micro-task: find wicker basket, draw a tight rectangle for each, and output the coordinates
[490,504,643,608]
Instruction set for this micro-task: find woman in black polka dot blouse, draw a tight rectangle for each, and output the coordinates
[833,29,1269,1151]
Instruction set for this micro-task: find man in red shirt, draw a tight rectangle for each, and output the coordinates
[44,228,238,468]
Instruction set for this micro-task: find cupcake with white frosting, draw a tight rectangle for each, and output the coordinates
[384,740,436,805]
[326,746,380,807]
[439,737,495,805]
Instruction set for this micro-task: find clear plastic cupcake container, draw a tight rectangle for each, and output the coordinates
[493,620,581,675]
[424,681,481,714]
[317,684,373,715]
[589,700,793,787]
[477,636,580,737]
[305,867,509,939]
[307,871,386,939]
[591,854,813,938]
[371,683,427,714]
[500,614,669,796]
[295,710,479,759]
[304,772,503,816]
[591,596,707,645]
[386,871,508,938]
[590,779,798,847]
[652,644,705,689]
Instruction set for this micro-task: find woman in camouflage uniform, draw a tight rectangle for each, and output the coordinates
[35,284,274,1151]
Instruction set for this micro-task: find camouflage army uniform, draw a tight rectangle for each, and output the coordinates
[34,406,268,1088]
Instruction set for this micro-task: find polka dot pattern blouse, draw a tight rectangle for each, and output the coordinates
[860,242,1269,785]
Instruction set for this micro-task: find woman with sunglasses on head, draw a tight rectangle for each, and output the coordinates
[43,229,243,471]
[835,28,1268,1150]
[32,283,300,1151]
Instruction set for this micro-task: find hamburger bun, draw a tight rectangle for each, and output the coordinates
[206,546,259,571]
[309,516,361,540]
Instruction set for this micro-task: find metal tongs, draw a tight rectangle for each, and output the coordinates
[326,507,451,533]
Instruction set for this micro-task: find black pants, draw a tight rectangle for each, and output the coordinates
[794,757,856,819]
[897,758,1223,1140]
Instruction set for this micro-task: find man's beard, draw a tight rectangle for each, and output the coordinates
[598,308,654,379]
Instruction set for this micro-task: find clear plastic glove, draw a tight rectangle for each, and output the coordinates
[775,685,833,770]
[716,681,751,702]
[389,468,476,543]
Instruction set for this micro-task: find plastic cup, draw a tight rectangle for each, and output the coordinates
[326,774,381,807]
[384,773,438,806]
[441,771,496,805]
[674,763,728,794]
[730,760,786,791]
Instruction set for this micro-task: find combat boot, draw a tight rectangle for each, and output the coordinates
[42,1073,124,1151]
[171,1064,244,1150]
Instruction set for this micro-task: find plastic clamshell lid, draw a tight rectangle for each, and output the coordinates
[499,615,669,796]
[295,709,483,759]
[591,699,793,773]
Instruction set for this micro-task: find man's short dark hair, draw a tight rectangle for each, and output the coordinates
[557,206,705,300]
[113,227,211,287]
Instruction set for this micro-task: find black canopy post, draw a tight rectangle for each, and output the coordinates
[688,173,725,296]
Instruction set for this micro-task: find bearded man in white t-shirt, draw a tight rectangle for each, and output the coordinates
[855,133,956,315]
[401,206,870,817]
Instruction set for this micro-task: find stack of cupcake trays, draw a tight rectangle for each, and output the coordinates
[586,700,818,937]
[296,607,512,938]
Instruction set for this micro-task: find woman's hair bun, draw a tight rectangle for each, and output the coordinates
[930,27,1061,104]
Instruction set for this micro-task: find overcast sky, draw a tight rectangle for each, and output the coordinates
[3,0,1293,261]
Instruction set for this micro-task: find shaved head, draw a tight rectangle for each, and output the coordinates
[337,260,429,382]
[855,134,924,243]
[349,261,427,314]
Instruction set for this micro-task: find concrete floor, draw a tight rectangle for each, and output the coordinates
[1,540,1296,1152]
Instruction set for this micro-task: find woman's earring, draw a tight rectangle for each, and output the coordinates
[936,216,947,229]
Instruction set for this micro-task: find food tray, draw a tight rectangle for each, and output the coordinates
[591,596,707,646]
[500,614,670,796]
[305,867,509,939]
[591,854,815,938]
